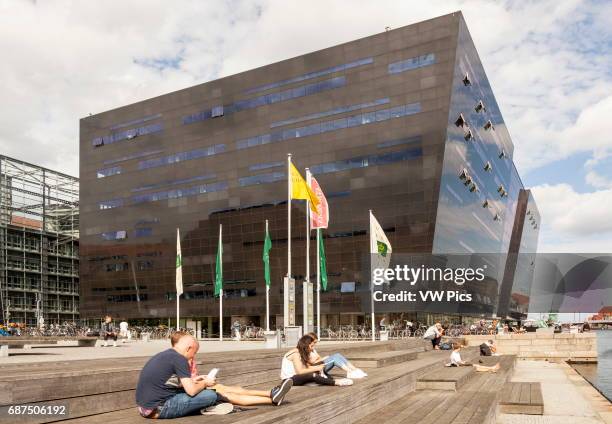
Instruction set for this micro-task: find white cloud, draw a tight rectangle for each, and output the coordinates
[531,183,612,252]
[0,0,611,252]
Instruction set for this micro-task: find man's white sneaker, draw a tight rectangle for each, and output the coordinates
[335,378,354,386]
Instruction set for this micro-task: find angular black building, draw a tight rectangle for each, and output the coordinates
[79,12,539,333]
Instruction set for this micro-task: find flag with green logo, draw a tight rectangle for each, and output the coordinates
[369,211,392,285]
[214,225,223,297]
[318,229,328,291]
[263,222,272,288]
[176,228,183,295]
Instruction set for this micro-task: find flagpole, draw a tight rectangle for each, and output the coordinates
[219,224,223,342]
[265,220,270,332]
[286,153,292,328]
[316,228,321,339]
[176,228,182,332]
[304,168,311,334]
[369,210,375,342]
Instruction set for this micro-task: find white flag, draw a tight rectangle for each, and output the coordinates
[176,228,183,295]
[370,211,392,285]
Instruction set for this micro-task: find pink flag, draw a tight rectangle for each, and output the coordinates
[310,176,329,229]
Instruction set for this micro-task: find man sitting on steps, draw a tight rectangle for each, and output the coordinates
[135,331,292,419]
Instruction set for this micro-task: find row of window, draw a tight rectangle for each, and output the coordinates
[249,161,283,171]
[107,294,148,303]
[134,228,153,238]
[109,113,162,131]
[101,230,127,241]
[96,166,121,179]
[92,285,148,292]
[92,122,163,147]
[239,147,422,187]
[99,198,124,210]
[388,53,435,74]
[246,57,373,94]
[138,145,225,170]
[237,102,422,150]
[270,98,389,128]
[131,174,216,193]
[131,181,229,205]
[377,135,421,149]
[182,77,346,125]
[103,149,164,166]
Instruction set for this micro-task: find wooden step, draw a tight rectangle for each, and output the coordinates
[51,351,454,424]
[499,382,543,415]
[416,365,475,390]
[356,355,517,424]
[347,347,424,368]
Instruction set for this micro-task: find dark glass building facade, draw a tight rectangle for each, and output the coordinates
[79,12,538,332]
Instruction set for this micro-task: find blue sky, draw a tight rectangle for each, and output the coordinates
[0,0,611,253]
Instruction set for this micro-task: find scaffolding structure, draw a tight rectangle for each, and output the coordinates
[0,155,79,325]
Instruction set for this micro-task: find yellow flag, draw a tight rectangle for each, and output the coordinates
[290,163,319,213]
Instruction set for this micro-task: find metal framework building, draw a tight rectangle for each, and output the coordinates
[0,155,79,325]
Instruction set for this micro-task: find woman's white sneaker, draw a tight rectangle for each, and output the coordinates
[347,369,367,379]
[335,378,354,386]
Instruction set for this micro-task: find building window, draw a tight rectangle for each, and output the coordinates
[482,199,490,208]
[245,57,372,94]
[138,145,225,170]
[137,260,153,270]
[462,73,471,86]
[499,149,507,159]
[455,113,467,128]
[91,122,163,147]
[388,53,435,74]
[237,102,421,150]
[271,98,389,128]
[483,161,492,172]
[183,77,347,125]
[211,105,224,118]
[464,128,473,141]
[497,185,507,198]
[131,181,228,205]
[475,100,486,113]
[96,166,121,178]
[134,228,153,237]
[101,230,127,241]
[105,262,129,272]
[484,120,495,131]
[99,199,124,210]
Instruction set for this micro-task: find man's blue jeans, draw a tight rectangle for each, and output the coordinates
[323,353,349,373]
[158,389,218,419]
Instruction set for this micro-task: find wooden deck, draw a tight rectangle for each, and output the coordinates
[0,341,526,423]
[499,382,544,415]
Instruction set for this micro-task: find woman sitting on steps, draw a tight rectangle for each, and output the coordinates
[281,334,354,386]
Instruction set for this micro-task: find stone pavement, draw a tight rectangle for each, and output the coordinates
[497,360,612,424]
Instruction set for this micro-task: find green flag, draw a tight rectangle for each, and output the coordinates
[214,225,223,297]
[263,222,272,287]
[318,229,327,291]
